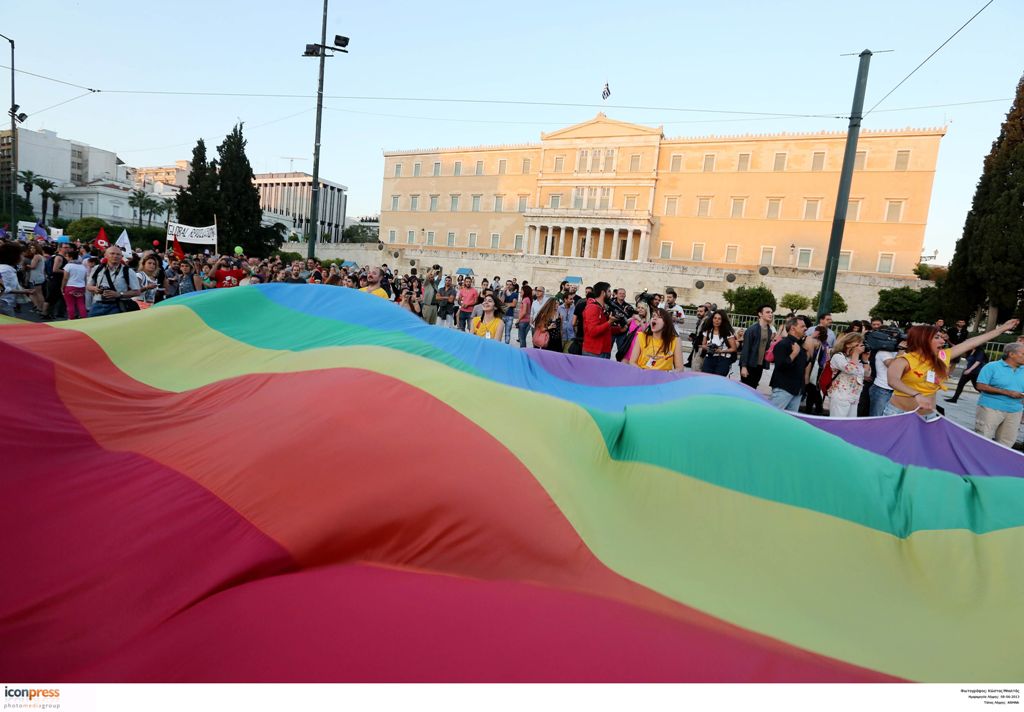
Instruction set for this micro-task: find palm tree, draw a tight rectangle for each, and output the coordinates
[18,170,36,207]
[160,197,176,226]
[128,189,148,228]
[144,196,165,227]
[34,178,56,225]
[49,192,65,223]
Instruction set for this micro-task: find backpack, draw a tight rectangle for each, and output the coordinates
[818,365,836,393]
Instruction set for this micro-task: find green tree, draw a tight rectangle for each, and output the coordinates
[176,139,219,226]
[779,293,811,312]
[722,288,737,311]
[811,290,848,316]
[0,191,36,224]
[49,192,65,223]
[34,178,56,225]
[869,287,925,326]
[730,284,776,316]
[143,196,165,227]
[945,73,1024,316]
[65,217,109,242]
[342,223,378,242]
[18,170,36,207]
[217,123,278,257]
[128,189,149,228]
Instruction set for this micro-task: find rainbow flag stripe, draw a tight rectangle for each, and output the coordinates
[1,284,1021,683]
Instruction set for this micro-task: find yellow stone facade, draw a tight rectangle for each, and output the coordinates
[380,114,944,277]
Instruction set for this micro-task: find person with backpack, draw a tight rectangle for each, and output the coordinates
[86,246,142,317]
[827,332,870,418]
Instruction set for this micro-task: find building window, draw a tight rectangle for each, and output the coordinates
[737,153,750,172]
[760,246,774,266]
[725,245,739,263]
[468,232,477,248]
[407,230,416,244]
[493,195,503,212]
[669,154,682,172]
[426,231,435,246]
[697,197,711,217]
[453,161,462,176]
[847,199,861,221]
[691,243,705,262]
[550,194,561,209]
[605,149,616,172]
[703,154,716,172]
[410,195,419,211]
[803,199,820,220]
[450,195,460,211]
[629,154,641,172]
[432,161,441,177]
[797,248,813,269]
[838,251,852,271]
[572,187,584,209]
[413,162,421,177]
[553,155,565,172]
[517,195,528,212]
[490,233,500,249]
[394,163,402,177]
[877,252,894,274]
[390,195,399,211]
[812,151,825,172]
[388,229,397,243]
[471,194,481,212]
[577,149,588,172]
[429,195,438,212]
[599,187,611,210]
[773,152,787,171]
[854,151,866,171]
[895,150,911,171]
[522,158,531,174]
[498,159,507,175]
[730,197,746,218]
[886,200,904,223]
[514,234,524,251]
[475,160,484,176]
[447,231,456,247]
[664,196,678,216]
[623,194,638,210]
[766,198,782,219]
[660,242,673,259]
[586,187,599,210]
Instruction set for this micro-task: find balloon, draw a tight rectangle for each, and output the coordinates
[152,240,160,246]
[234,246,244,255]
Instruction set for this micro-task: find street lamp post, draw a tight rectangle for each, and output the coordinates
[302,1,348,259]
[0,33,15,232]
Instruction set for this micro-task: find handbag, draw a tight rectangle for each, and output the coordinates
[818,364,836,392]
[764,334,783,363]
[532,327,550,349]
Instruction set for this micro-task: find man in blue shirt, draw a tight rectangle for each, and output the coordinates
[975,342,1024,447]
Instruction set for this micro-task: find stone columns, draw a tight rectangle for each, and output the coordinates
[597,227,606,261]
[583,227,593,259]
[570,227,579,259]
[557,227,565,257]
[637,228,649,263]
[624,230,634,262]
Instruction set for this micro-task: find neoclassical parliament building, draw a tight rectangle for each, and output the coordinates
[379,114,944,277]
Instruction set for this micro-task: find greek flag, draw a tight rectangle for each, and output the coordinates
[601,83,611,100]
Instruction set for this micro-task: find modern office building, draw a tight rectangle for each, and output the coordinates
[253,172,348,242]
[379,114,944,277]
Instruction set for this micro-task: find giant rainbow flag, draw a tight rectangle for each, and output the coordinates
[1,284,1022,682]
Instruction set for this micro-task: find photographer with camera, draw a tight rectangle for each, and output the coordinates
[212,255,250,289]
[699,309,738,377]
[86,245,142,317]
[688,303,712,371]
[608,288,637,361]
[582,281,622,359]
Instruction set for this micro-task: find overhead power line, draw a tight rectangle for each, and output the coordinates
[865,0,996,115]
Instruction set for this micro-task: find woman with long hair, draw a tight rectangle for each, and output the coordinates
[471,294,505,341]
[803,325,830,415]
[516,284,533,348]
[532,297,562,351]
[136,255,164,305]
[699,309,737,377]
[630,308,684,371]
[25,243,47,313]
[885,319,1019,418]
[827,332,870,418]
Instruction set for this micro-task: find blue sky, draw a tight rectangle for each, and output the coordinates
[4,0,1021,262]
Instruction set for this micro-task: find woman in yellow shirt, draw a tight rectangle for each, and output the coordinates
[471,295,505,342]
[629,308,684,372]
[886,319,1018,418]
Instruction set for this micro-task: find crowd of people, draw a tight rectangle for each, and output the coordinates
[3,235,1021,447]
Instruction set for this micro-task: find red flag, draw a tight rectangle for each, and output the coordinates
[172,234,185,261]
[94,227,111,252]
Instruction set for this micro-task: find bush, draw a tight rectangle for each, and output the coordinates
[811,290,849,316]
[729,284,776,316]
[779,293,811,312]
[275,250,304,263]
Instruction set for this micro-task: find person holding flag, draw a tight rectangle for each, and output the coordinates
[115,229,132,254]
[32,222,48,240]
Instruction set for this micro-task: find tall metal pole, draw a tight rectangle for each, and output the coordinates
[818,49,872,319]
[306,0,328,260]
[1,35,15,232]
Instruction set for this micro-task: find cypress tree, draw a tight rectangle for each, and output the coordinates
[216,123,279,257]
[944,74,1024,318]
[175,139,219,226]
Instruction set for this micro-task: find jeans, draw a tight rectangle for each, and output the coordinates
[770,388,802,412]
[63,287,88,320]
[458,311,473,331]
[583,351,611,359]
[502,315,515,344]
[882,401,907,417]
[868,384,894,417]
[701,355,731,376]
[88,301,122,318]
[517,321,530,348]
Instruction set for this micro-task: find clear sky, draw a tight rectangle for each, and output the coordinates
[3,0,1021,263]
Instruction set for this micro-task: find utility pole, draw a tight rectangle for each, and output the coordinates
[818,49,873,320]
[1,34,15,231]
[305,0,329,259]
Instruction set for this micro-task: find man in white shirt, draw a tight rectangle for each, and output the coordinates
[662,289,685,323]
[530,285,551,324]
[87,246,141,317]
[868,343,903,417]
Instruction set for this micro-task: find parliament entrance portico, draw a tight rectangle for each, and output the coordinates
[523,208,652,262]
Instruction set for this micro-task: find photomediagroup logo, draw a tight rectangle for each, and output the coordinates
[3,686,62,711]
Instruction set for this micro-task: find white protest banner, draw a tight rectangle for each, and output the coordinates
[166,222,218,246]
